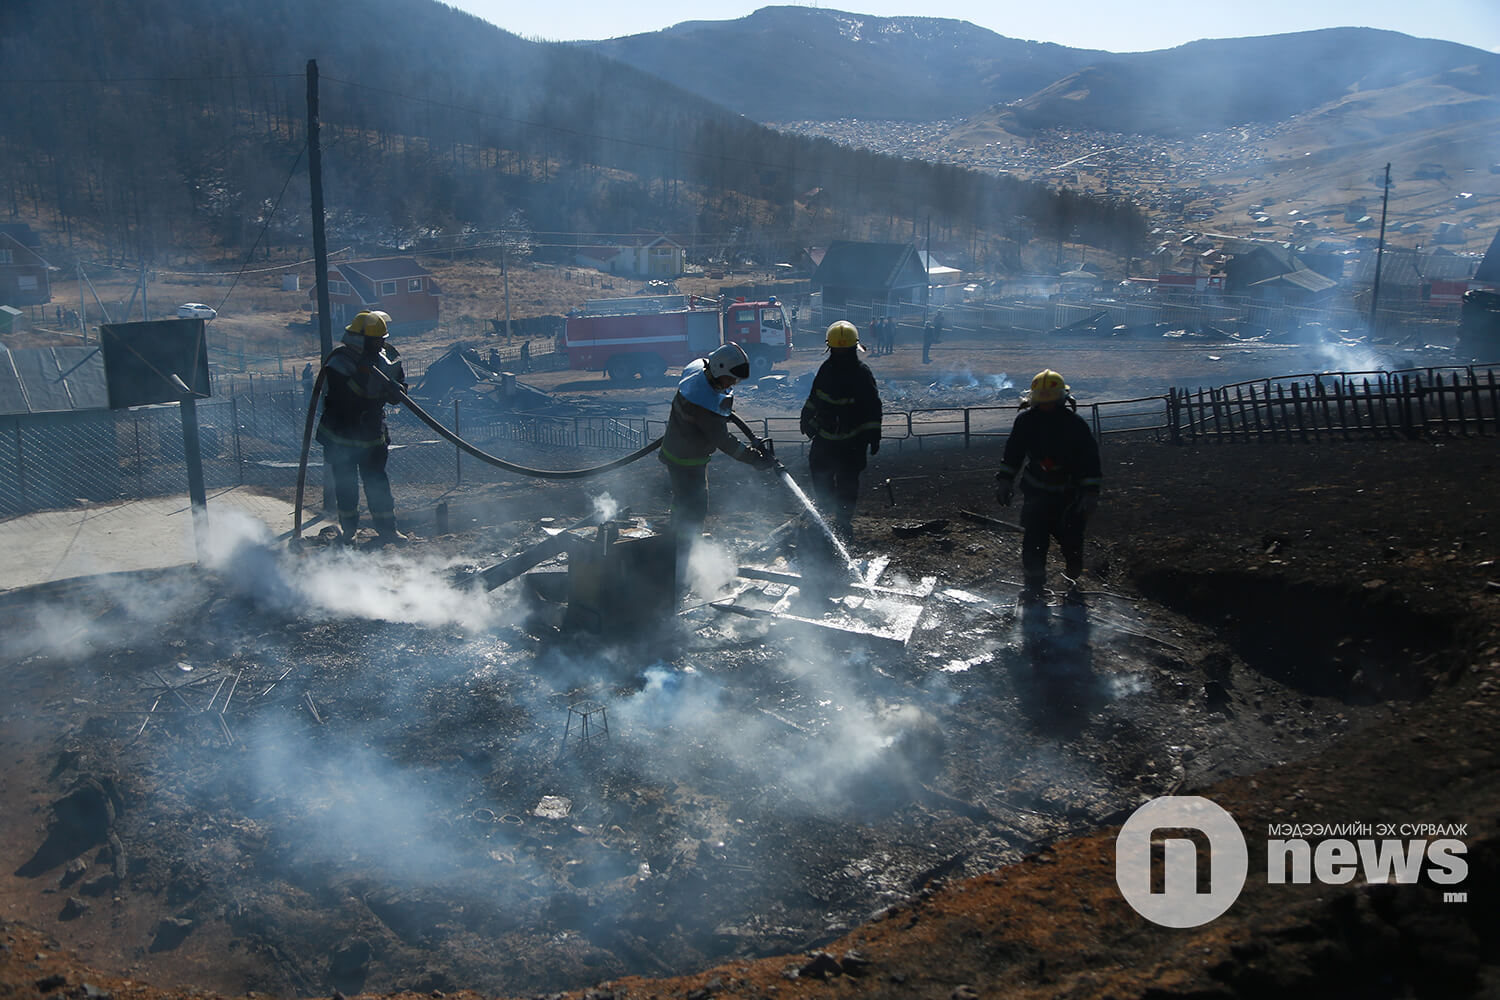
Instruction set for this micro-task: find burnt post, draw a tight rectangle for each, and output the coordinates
[171,373,210,559]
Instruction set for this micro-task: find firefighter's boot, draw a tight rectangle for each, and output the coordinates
[373,514,408,546]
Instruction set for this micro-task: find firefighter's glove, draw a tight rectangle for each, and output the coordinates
[745,447,778,473]
[1071,492,1099,518]
[800,414,816,440]
[996,483,1014,507]
[868,440,880,456]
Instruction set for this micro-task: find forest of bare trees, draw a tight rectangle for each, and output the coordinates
[0,0,1148,268]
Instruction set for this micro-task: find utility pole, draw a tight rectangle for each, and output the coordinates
[923,213,932,323]
[308,59,332,363]
[78,262,87,343]
[501,229,512,343]
[1369,162,1391,333]
[307,59,334,513]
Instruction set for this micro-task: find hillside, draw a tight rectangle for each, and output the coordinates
[991,28,1500,136]
[0,0,1140,275]
[584,5,1104,122]
[582,14,1499,139]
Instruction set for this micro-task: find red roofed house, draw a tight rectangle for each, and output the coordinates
[316,258,441,332]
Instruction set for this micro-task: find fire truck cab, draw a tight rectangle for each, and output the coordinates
[723,296,791,378]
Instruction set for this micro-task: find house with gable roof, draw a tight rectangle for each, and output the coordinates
[575,235,685,279]
[0,224,53,307]
[316,257,441,332]
[813,241,928,317]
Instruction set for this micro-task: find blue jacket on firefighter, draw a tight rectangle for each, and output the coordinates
[659,343,774,536]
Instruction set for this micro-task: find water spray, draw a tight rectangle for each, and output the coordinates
[728,414,856,573]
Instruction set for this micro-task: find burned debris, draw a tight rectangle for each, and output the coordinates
[0,485,1408,998]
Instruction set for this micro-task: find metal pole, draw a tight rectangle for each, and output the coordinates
[139,258,148,321]
[78,262,87,342]
[231,396,243,484]
[14,422,26,508]
[1368,163,1391,333]
[502,237,512,342]
[307,59,335,513]
[173,375,209,561]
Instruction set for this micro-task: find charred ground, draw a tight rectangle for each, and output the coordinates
[1,428,1497,1000]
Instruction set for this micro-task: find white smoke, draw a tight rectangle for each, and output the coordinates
[1,566,203,660]
[201,509,504,631]
[684,536,737,597]
[591,491,620,521]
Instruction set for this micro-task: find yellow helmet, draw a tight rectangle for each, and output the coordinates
[825,320,860,350]
[1029,369,1068,403]
[346,310,392,338]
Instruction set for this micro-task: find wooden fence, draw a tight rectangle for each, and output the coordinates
[1168,365,1500,443]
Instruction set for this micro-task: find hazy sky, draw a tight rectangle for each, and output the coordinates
[452,0,1500,53]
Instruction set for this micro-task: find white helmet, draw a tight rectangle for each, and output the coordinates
[707,342,751,380]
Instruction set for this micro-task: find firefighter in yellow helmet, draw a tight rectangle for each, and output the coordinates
[315,310,409,544]
[799,321,882,543]
[995,369,1101,604]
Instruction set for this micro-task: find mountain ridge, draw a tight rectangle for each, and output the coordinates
[584,8,1500,136]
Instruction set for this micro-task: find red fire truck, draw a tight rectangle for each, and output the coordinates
[563,294,791,380]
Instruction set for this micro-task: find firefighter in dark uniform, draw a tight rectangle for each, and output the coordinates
[316,309,408,544]
[800,321,883,543]
[659,342,777,538]
[995,369,1101,603]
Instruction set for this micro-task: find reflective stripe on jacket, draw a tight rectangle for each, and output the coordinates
[316,340,406,449]
[800,354,882,445]
[996,405,1101,493]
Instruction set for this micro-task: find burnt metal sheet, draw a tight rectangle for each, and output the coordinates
[719,560,936,647]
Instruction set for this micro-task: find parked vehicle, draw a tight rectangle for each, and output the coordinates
[177,302,217,320]
[563,294,790,380]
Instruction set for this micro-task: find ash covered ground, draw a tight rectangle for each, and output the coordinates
[5,423,1491,998]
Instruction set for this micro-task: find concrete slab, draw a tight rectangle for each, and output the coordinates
[0,488,321,594]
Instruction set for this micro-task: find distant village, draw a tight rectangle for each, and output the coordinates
[771,118,1498,256]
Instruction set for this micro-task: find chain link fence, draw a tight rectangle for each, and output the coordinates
[4,380,1180,519]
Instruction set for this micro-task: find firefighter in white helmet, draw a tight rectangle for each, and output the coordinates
[315,310,409,544]
[659,342,777,538]
[995,369,1101,604]
[800,321,882,543]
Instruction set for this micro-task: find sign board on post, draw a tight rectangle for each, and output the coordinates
[99,318,210,409]
[98,319,212,559]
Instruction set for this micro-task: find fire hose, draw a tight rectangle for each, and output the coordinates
[291,363,663,546]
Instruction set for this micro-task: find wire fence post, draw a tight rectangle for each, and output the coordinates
[963,408,971,448]
[13,423,26,508]
[231,396,243,484]
[133,414,144,497]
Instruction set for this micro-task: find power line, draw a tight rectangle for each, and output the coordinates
[0,73,302,85]
[213,141,310,315]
